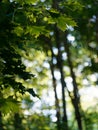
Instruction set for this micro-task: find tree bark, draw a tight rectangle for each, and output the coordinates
[50,60,61,130]
[14,113,23,130]
[49,41,61,130]
[0,111,4,130]
[55,27,68,130]
[64,32,83,130]
[95,13,98,43]
[43,36,61,130]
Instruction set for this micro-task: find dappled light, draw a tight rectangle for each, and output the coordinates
[0,0,98,130]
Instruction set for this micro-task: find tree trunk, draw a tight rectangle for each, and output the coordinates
[0,111,4,130]
[55,27,68,130]
[43,36,61,130]
[51,1,68,127]
[95,13,98,43]
[49,41,61,130]
[64,32,83,130]
[50,61,61,130]
[14,113,23,130]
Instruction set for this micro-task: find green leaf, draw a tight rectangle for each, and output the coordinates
[65,17,77,27]
[48,17,56,24]
[13,26,23,36]
[26,88,40,98]
[26,26,48,38]
[24,0,39,4]
[0,96,20,115]
[15,0,39,4]
[48,8,60,18]
[56,16,67,31]
[56,16,77,31]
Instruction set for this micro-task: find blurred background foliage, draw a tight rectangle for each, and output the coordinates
[0,0,98,130]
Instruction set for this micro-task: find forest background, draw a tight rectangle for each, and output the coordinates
[0,0,98,130]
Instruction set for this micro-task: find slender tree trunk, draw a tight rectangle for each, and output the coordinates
[14,113,23,130]
[43,36,61,130]
[50,60,61,130]
[64,32,83,130]
[95,13,98,43]
[0,111,4,130]
[51,2,68,127]
[55,27,68,130]
[45,29,68,129]
[49,42,61,130]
